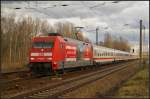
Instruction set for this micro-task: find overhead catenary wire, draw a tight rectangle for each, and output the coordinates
[13,1,122,35]
[25,1,61,18]
[27,1,103,19]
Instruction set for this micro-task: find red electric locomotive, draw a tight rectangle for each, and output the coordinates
[29,33,93,74]
[28,33,138,74]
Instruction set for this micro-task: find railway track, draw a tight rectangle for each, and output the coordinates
[0,61,127,88]
[1,69,57,86]
[1,61,117,94]
[2,60,137,99]
[0,70,31,84]
[0,60,134,85]
[29,62,133,98]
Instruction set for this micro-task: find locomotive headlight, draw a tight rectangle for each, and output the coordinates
[30,57,35,60]
[47,58,52,60]
[53,61,57,65]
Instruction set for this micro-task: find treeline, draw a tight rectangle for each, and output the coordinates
[99,33,131,52]
[1,15,90,69]
[53,21,90,42]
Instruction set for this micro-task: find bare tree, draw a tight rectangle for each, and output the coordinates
[112,36,131,52]
[102,33,131,52]
[103,33,113,48]
[54,21,77,39]
[1,15,56,71]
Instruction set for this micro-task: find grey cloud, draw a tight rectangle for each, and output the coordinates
[1,1,149,47]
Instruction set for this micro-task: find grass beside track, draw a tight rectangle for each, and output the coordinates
[113,63,149,98]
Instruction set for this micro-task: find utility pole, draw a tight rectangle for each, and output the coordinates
[139,20,143,66]
[96,27,99,45]
[143,25,146,64]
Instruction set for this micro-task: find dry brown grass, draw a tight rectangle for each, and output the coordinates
[113,63,149,98]
[1,63,29,73]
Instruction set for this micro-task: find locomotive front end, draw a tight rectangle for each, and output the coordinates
[29,36,55,74]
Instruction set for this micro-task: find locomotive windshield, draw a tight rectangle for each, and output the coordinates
[33,42,54,48]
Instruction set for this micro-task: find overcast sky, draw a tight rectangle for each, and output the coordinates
[1,1,149,51]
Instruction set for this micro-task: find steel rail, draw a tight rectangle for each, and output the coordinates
[1,61,132,86]
[29,62,134,98]
[2,61,137,99]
